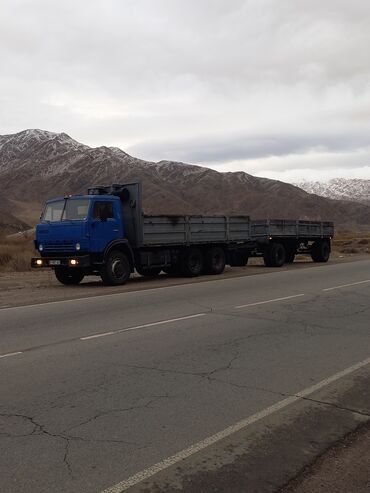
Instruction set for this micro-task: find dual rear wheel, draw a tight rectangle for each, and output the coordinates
[162,247,227,277]
[180,246,226,276]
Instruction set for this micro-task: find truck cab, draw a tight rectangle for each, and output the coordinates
[32,193,134,285]
[35,194,124,253]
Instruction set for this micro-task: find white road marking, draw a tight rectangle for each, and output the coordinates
[0,351,23,359]
[323,279,370,292]
[81,331,115,340]
[235,294,305,309]
[100,355,370,493]
[81,313,206,341]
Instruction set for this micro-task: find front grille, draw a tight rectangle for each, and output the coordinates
[43,243,75,252]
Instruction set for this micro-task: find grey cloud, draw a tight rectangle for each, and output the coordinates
[1,0,370,181]
[129,132,370,165]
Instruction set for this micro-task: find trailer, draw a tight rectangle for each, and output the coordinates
[31,182,334,285]
[250,219,334,267]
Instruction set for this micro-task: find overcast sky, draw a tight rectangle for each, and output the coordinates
[1,0,370,182]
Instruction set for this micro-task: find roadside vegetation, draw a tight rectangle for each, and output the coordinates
[332,231,370,255]
[0,235,35,272]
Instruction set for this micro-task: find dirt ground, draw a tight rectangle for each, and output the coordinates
[281,422,370,493]
[0,253,368,309]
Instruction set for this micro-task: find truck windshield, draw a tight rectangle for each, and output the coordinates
[42,199,90,222]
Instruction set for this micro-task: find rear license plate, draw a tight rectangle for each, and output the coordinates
[49,260,61,266]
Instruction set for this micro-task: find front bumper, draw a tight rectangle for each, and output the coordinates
[31,255,91,268]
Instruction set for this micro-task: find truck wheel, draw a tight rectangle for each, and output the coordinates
[264,242,286,267]
[100,250,131,285]
[54,267,85,285]
[136,266,162,277]
[205,247,226,275]
[181,248,204,276]
[311,240,330,262]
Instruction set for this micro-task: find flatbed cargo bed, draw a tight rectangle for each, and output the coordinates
[251,219,334,241]
[142,215,251,246]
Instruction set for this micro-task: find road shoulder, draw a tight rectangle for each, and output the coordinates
[114,368,370,493]
[280,421,370,493]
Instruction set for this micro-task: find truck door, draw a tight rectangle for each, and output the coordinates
[90,200,123,253]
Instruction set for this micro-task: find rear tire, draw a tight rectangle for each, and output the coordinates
[100,250,131,285]
[263,243,286,267]
[311,240,330,262]
[180,248,204,276]
[205,247,226,275]
[54,267,85,285]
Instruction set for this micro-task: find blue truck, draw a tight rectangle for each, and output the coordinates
[31,182,334,285]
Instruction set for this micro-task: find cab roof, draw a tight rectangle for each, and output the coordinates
[46,194,120,203]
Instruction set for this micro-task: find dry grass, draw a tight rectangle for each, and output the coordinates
[332,231,370,255]
[0,236,36,272]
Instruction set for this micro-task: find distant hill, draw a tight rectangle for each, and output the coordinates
[296,178,370,206]
[1,129,370,231]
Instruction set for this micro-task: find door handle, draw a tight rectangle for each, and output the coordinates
[113,229,119,232]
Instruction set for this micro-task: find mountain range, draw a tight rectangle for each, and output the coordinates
[1,129,370,234]
[296,179,370,205]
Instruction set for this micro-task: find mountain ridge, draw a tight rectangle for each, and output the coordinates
[296,178,370,205]
[1,129,370,231]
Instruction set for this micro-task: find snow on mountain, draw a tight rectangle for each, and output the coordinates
[296,179,370,205]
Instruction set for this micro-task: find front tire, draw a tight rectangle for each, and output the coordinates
[100,250,131,285]
[54,267,85,285]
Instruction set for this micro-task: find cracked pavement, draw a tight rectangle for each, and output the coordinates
[1,258,370,492]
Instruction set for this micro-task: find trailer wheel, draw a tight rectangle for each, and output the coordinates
[264,242,286,267]
[181,248,204,276]
[311,240,330,262]
[136,266,162,277]
[100,250,131,285]
[54,267,85,285]
[205,247,226,275]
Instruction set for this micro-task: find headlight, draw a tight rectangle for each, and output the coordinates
[39,244,43,252]
[75,243,81,251]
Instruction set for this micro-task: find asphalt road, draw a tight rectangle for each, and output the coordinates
[1,259,370,493]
